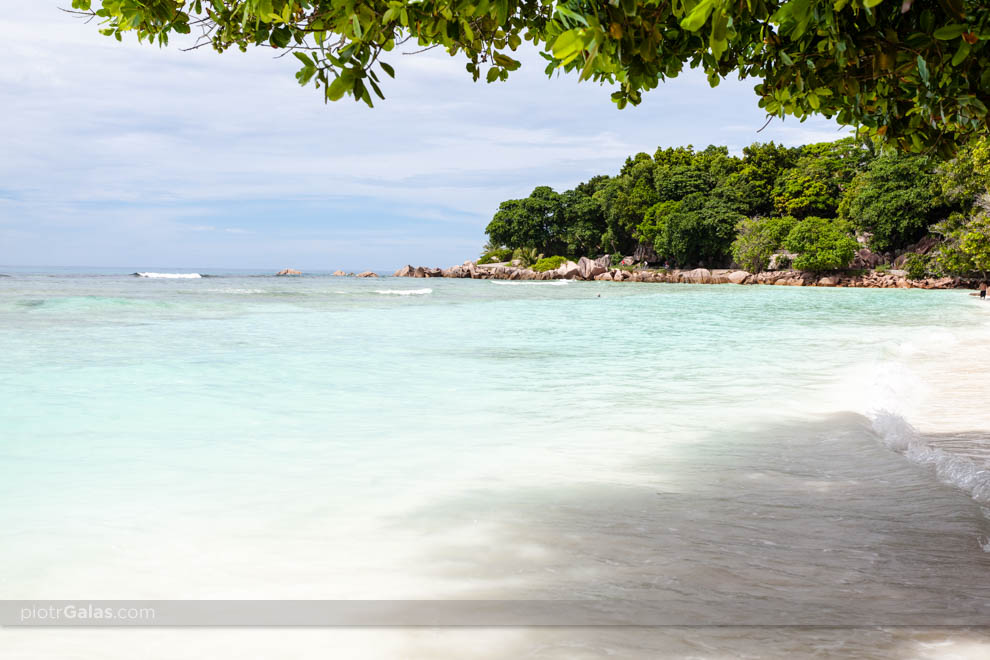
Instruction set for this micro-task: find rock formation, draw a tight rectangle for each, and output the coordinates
[386,259,971,289]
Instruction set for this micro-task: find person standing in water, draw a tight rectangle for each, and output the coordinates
[981,281,987,300]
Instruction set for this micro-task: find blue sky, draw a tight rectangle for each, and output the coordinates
[1,5,847,271]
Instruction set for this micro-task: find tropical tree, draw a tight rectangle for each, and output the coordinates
[725,142,800,217]
[783,216,859,272]
[511,246,542,266]
[71,0,990,153]
[731,215,799,272]
[938,138,990,208]
[657,193,743,267]
[839,153,942,252]
[485,186,564,256]
[595,154,659,255]
[932,213,990,277]
[771,139,869,219]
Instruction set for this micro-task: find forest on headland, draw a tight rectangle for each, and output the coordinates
[482,138,990,279]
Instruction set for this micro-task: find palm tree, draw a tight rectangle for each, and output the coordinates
[512,247,543,267]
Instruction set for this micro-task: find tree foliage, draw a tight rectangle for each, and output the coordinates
[838,153,942,252]
[731,215,798,273]
[932,212,990,276]
[772,138,868,218]
[658,192,744,267]
[73,0,990,153]
[783,216,859,272]
[485,135,990,277]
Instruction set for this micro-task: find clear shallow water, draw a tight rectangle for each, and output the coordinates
[1,271,990,657]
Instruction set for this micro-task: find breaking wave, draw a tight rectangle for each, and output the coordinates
[871,411,990,511]
[134,272,203,279]
[374,288,432,296]
[490,280,573,286]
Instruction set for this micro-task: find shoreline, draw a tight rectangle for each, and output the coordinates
[393,259,980,290]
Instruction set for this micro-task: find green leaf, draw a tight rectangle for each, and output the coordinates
[864,0,884,8]
[493,53,521,70]
[917,55,929,84]
[326,70,354,101]
[369,77,385,100]
[951,39,972,66]
[551,29,585,61]
[293,52,314,67]
[554,6,588,26]
[933,24,966,40]
[680,0,715,32]
[495,0,508,25]
[379,61,395,78]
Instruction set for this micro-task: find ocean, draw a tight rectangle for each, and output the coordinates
[1,268,989,658]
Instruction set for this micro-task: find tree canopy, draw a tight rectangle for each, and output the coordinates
[482,135,990,277]
[72,0,990,154]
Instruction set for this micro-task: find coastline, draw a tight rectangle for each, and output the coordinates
[393,259,979,290]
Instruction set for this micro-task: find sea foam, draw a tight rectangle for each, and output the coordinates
[374,288,432,296]
[871,411,990,510]
[490,280,572,286]
[135,272,203,279]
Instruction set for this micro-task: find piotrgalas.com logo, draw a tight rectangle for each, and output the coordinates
[19,603,155,622]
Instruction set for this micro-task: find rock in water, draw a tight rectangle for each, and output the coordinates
[332,270,348,276]
[356,271,378,278]
[683,268,713,284]
[577,256,607,280]
[727,270,751,285]
[555,260,581,279]
[393,265,413,277]
[275,269,301,276]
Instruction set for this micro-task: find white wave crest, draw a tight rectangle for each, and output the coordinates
[871,411,990,507]
[374,288,432,296]
[490,280,572,286]
[135,272,202,279]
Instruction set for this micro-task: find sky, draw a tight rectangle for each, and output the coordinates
[0,4,848,271]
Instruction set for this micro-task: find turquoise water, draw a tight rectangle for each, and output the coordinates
[2,271,990,657]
